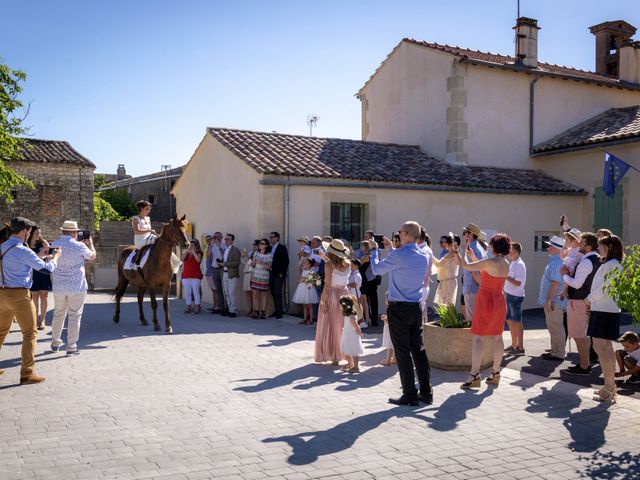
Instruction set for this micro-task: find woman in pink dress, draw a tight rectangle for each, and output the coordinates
[314,239,352,364]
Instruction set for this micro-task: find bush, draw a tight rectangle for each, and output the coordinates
[93,193,121,230]
[606,244,640,326]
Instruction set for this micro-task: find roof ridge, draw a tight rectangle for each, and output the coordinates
[207,127,424,151]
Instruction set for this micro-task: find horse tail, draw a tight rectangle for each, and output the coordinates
[113,247,133,302]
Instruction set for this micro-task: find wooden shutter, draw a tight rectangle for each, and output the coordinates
[593,186,623,236]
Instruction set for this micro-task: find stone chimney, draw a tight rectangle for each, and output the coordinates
[514,17,540,68]
[619,41,640,83]
[116,164,127,180]
[589,20,637,77]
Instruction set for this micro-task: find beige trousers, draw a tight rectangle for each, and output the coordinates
[0,289,38,377]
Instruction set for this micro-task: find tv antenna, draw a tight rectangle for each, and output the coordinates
[307,114,319,136]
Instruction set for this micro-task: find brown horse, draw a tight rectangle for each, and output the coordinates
[113,214,189,334]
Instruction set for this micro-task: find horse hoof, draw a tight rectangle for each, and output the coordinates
[113,316,119,324]
[166,327,173,335]
[153,324,161,332]
[141,320,148,326]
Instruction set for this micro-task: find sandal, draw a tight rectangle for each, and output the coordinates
[260,311,266,319]
[461,373,481,389]
[593,387,617,403]
[486,371,501,386]
[381,360,391,366]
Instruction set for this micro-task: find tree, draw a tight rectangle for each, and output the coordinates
[606,245,640,326]
[102,188,137,219]
[0,62,34,203]
[93,193,122,230]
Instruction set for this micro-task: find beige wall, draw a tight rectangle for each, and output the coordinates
[532,143,640,244]
[360,42,452,158]
[288,183,585,310]
[360,41,640,169]
[173,133,280,308]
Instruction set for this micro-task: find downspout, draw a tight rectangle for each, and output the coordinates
[284,181,290,312]
[529,75,541,154]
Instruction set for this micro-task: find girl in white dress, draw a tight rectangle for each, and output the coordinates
[131,200,182,272]
[292,258,320,325]
[380,293,396,366]
[339,294,364,373]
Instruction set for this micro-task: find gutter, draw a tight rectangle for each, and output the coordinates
[529,75,541,155]
[259,176,587,197]
[531,136,640,157]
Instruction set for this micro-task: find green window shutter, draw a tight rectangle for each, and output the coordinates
[593,186,623,236]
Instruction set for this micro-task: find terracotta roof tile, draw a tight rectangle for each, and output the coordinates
[208,128,583,195]
[15,139,95,168]
[97,166,185,190]
[533,105,640,154]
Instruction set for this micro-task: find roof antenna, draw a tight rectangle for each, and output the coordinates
[307,114,319,136]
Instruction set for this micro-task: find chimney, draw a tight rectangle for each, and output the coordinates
[589,20,637,77]
[116,164,127,180]
[619,41,640,83]
[514,17,540,68]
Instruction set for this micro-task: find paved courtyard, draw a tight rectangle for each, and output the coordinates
[0,292,638,480]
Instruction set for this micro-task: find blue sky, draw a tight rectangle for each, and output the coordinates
[2,1,639,176]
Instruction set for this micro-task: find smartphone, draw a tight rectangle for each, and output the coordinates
[373,234,385,249]
[48,247,58,255]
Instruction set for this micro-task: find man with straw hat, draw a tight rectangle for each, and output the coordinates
[461,223,487,320]
[368,221,432,406]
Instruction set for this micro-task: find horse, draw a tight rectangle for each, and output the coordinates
[113,214,189,334]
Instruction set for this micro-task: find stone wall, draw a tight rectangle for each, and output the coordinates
[0,161,94,239]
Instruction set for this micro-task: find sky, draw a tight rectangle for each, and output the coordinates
[2,1,639,177]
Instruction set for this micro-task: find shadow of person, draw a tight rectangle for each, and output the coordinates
[563,403,612,453]
[525,384,581,419]
[510,355,564,391]
[234,363,338,393]
[263,406,425,465]
[415,388,494,432]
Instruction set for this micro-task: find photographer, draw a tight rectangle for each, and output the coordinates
[50,221,96,355]
[0,217,60,384]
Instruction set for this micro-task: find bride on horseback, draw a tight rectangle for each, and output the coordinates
[131,200,181,272]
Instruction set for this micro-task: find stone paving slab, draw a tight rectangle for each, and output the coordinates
[0,293,638,479]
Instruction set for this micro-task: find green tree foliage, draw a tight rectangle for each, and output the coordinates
[93,192,122,230]
[606,245,640,325]
[0,62,34,203]
[102,188,137,219]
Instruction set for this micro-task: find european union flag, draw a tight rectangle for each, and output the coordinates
[603,153,631,198]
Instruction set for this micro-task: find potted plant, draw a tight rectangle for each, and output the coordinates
[422,303,492,371]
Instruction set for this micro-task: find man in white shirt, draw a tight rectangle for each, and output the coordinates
[561,232,600,376]
[50,221,96,355]
[504,242,526,355]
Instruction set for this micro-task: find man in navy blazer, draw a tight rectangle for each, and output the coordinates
[269,231,289,319]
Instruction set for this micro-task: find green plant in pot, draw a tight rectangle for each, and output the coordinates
[433,303,470,328]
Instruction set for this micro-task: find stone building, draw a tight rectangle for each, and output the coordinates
[0,139,95,238]
[97,166,184,222]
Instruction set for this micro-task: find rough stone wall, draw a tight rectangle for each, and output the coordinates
[0,161,94,239]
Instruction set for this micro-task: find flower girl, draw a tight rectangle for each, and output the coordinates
[339,294,365,373]
[292,258,320,325]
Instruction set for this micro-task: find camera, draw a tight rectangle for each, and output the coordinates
[48,247,58,255]
[373,234,385,249]
[77,230,91,241]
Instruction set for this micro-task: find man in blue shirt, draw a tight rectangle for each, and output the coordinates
[0,217,59,384]
[539,236,568,361]
[369,221,432,406]
[461,223,487,320]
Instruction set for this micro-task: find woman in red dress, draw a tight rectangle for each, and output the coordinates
[457,233,511,389]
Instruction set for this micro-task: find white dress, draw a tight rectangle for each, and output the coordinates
[292,269,320,304]
[382,322,393,349]
[341,315,364,357]
[133,215,155,249]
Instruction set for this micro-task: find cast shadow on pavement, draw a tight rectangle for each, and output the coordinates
[577,450,639,479]
[264,391,493,465]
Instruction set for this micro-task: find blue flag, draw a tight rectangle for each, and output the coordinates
[603,153,631,198]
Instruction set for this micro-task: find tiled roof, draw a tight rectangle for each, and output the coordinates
[207,128,584,195]
[97,166,185,190]
[533,105,640,154]
[358,39,640,94]
[14,139,95,168]
[97,173,133,184]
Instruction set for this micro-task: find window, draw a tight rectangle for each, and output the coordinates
[330,203,366,244]
[534,231,557,256]
[594,186,623,236]
[148,194,156,204]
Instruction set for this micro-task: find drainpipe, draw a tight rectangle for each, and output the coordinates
[284,181,290,312]
[529,75,541,154]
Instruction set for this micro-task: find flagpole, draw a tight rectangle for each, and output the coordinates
[599,147,640,174]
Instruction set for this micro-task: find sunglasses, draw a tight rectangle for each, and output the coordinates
[259,242,267,245]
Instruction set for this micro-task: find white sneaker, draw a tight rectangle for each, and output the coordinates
[359,321,368,329]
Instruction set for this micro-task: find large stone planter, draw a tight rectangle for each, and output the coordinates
[422,322,493,371]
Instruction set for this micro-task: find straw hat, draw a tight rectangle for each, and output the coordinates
[60,220,80,231]
[297,235,309,243]
[463,223,482,236]
[322,239,350,258]
[564,227,582,243]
